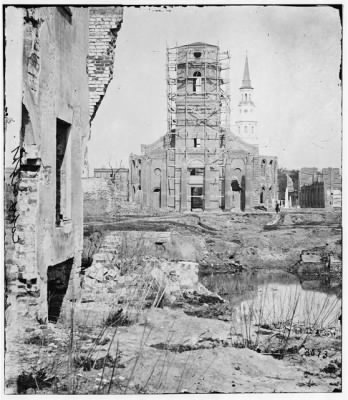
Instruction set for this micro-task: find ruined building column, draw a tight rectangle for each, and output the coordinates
[204,165,211,210]
[181,164,188,212]
[224,163,232,210]
[244,154,254,210]
[161,158,167,208]
[145,158,152,208]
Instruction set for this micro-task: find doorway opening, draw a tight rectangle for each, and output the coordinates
[47,258,73,323]
[152,187,161,209]
[191,186,203,210]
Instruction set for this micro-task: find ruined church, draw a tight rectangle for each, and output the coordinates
[129,42,278,211]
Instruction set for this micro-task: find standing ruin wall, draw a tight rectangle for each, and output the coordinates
[4,6,123,392]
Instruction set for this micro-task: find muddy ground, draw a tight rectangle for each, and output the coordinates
[14,209,342,394]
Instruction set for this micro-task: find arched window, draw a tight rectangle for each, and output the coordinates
[244,126,247,134]
[245,93,247,101]
[261,159,266,176]
[193,71,202,94]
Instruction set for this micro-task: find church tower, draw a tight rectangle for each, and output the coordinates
[236,55,258,146]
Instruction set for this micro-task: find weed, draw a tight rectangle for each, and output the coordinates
[104,309,131,327]
[17,368,57,394]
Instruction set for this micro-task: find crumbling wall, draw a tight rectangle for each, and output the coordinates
[4,6,90,392]
[83,175,128,219]
[4,5,125,393]
[88,6,123,121]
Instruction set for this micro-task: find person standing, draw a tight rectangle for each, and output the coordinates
[275,202,280,213]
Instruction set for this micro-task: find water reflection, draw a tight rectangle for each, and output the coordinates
[200,269,341,329]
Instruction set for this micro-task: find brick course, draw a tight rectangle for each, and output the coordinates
[88,7,123,121]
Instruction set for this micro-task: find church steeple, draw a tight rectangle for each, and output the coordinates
[236,53,258,147]
[240,55,252,89]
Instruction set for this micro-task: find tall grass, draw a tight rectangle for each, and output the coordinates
[227,281,341,355]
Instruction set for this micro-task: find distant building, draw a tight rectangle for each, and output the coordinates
[129,43,278,212]
[235,55,258,147]
[299,167,341,208]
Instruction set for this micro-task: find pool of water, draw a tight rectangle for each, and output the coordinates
[200,269,341,329]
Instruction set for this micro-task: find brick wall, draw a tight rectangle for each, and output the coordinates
[88,6,123,121]
[83,174,129,219]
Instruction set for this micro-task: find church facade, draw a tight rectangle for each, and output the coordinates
[129,42,278,211]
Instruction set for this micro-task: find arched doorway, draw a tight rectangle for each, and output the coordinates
[231,179,241,211]
[152,187,161,209]
[260,186,265,204]
[230,167,245,211]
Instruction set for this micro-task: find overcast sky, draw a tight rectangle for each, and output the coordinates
[88,5,342,172]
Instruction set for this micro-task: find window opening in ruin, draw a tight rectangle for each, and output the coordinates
[260,186,266,204]
[194,51,202,58]
[170,133,176,148]
[21,104,35,147]
[56,119,71,226]
[261,159,266,176]
[189,168,204,176]
[193,71,202,94]
[47,258,73,323]
[193,138,201,148]
[191,186,203,210]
